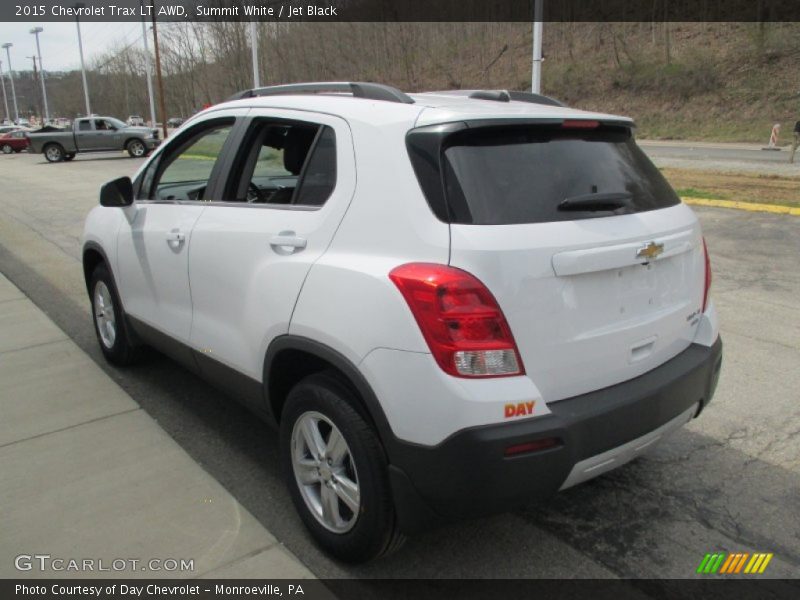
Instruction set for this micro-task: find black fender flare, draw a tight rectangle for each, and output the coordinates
[82,241,114,294]
[262,335,396,450]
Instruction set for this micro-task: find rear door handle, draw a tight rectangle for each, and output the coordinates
[270,231,306,255]
[166,229,185,248]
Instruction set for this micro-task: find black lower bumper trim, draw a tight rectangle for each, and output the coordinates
[387,338,723,533]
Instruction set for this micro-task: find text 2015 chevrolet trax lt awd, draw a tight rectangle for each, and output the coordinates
[82,83,722,562]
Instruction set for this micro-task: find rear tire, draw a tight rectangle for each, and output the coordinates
[280,372,405,563]
[1,144,12,154]
[44,143,64,163]
[127,139,148,158]
[89,263,141,366]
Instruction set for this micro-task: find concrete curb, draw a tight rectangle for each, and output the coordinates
[682,196,800,216]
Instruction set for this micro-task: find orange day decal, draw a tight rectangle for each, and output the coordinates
[504,401,535,418]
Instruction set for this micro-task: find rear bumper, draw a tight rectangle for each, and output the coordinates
[387,337,722,533]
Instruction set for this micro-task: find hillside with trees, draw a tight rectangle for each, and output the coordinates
[8,22,800,143]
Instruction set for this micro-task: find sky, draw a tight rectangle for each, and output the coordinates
[0,22,146,73]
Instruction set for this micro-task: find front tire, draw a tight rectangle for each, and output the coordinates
[44,143,64,163]
[1,144,12,154]
[280,372,405,563]
[127,139,148,158]
[89,264,141,366]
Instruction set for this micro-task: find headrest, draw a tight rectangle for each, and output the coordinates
[283,127,317,175]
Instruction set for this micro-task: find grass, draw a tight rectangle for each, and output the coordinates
[662,168,800,207]
[637,115,791,144]
[673,187,726,200]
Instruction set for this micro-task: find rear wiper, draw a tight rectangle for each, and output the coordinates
[558,191,633,211]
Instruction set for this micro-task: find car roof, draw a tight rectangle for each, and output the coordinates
[206,87,634,130]
[410,92,633,127]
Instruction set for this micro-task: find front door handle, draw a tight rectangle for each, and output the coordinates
[270,231,307,255]
[166,229,185,249]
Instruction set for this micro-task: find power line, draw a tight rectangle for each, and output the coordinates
[82,23,142,66]
[85,23,135,53]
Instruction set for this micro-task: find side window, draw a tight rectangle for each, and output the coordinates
[148,122,233,202]
[227,120,336,207]
[78,120,92,132]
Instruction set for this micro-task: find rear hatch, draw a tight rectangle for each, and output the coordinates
[416,121,705,402]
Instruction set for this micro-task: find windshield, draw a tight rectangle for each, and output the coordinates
[441,126,680,225]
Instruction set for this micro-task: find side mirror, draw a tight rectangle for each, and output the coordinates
[99,176,134,207]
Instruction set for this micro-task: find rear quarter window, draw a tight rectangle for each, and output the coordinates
[430,126,680,225]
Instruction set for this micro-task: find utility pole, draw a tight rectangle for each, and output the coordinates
[250,21,260,88]
[140,0,156,127]
[150,0,168,139]
[27,55,43,125]
[30,27,49,123]
[1,44,19,123]
[531,0,543,94]
[74,3,91,115]
[0,60,10,124]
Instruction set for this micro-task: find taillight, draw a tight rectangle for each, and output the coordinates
[504,437,561,458]
[561,119,599,129]
[702,237,712,312]
[389,263,524,378]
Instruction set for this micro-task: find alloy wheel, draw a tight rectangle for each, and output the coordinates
[94,281,117,349]
[130,141,145,157]
[291,411,361,533]
[45,146,62,161]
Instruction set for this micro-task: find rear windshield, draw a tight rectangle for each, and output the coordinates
[441,127,679,225]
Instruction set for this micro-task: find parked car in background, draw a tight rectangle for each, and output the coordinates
[17,118,30,127]
[167,117,185,128]
[127,115,145,126]
[82,82,722,563]
[0,130,29,153]
[28,116,160,162]
[0,125,21,135]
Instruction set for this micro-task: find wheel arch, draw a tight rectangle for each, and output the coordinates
[43,141,65,155]
[82,242,118,298]
[125,137,146,149]
[264,336,396,451]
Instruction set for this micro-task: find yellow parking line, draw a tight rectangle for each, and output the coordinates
[682,197,800,216]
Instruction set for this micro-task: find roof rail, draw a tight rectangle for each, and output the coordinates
[450,89,565,107]
[228,82,415,104]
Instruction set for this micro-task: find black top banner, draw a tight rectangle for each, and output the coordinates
[4,0,800,23]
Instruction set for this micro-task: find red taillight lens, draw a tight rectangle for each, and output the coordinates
[504,437,561,457]
[702,237,712,313]
[389,263,524,378]
[561,119,599,129]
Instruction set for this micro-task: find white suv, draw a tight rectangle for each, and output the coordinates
[82,82,722,562]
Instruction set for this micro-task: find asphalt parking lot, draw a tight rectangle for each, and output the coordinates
[0,150,798,581]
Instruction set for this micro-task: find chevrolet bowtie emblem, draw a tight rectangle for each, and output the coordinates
[637,241,664,261]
